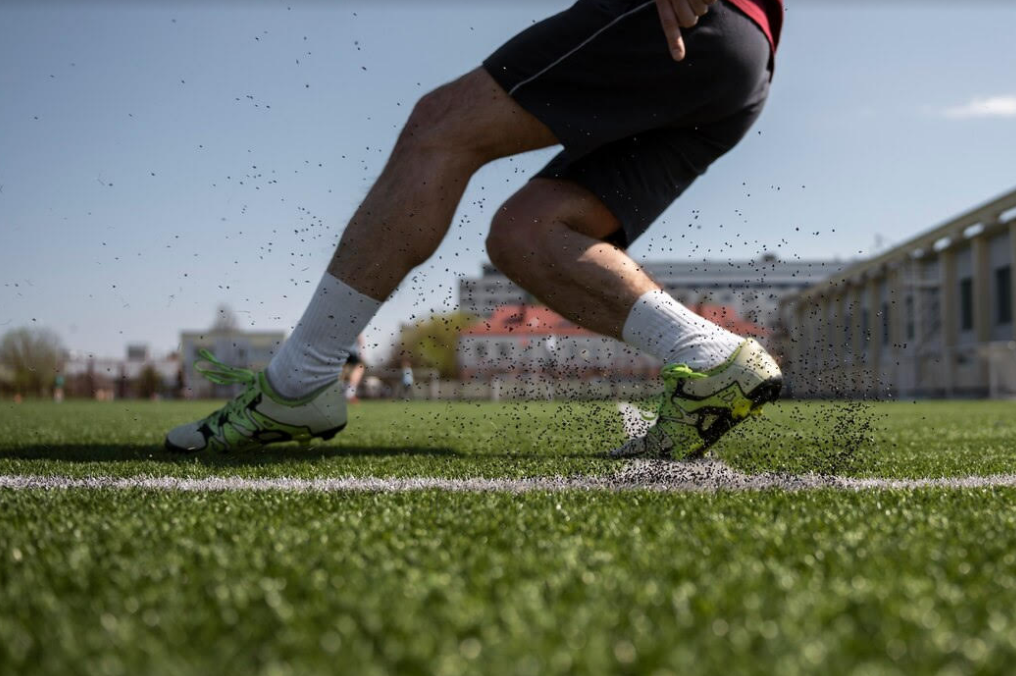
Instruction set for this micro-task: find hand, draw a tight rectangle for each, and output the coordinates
[654,0,717,61]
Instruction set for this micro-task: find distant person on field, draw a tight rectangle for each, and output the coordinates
[344,334,366,404]
[167,0,784,458]
[398,360,415,401]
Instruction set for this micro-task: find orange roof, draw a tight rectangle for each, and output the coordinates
[462,305,595,337]
[462,303,765,337]
[696,304,768,337]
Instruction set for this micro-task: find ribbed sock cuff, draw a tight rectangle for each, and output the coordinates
[265,273,381,400]
[622,289,743,370]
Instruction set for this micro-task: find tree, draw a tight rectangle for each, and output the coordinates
[396,312,477,379]
[0,327,65,397]
[137,364,162,399]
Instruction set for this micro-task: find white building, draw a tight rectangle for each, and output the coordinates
[458,304,765,381]
[179,321,284,399]
[457,305,655,380]
[459,256,845,329]
[62,344,181,399]
[782,186,1016,398]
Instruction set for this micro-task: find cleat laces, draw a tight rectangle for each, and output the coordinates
[193,350,260,435]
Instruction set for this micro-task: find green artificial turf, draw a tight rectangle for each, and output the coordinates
[1,399,1015,479]
[0,400,622,479]
[4,487,1016,675]
[2,399,1016,675]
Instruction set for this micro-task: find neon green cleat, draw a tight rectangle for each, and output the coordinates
[165,350,347,453]
[611,339,782,460]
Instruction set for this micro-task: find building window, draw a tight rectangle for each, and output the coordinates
[996,266,1013,326]
[881,302,890,346]
[905,295,915,341]
[923,288,941,338]
[959,277,974,332]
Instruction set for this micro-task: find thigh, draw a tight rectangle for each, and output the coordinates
[537,99,767,248]
[483,0,772,245]
[499,177,623,241]
[483,0,771,157]
[424,67,561,160]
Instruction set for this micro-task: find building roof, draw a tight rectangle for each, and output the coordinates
[180,329,285,340]
[462,304,765,338]
[795,185,1016,301]
[475,258,848,285]
[462,305,595,337]
[695,304,768,337]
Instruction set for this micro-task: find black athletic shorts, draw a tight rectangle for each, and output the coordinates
[483,0,771,248]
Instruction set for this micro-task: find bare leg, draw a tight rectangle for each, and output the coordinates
[348,362,366,391]
[329,68,559,300]
[486,178,659,339]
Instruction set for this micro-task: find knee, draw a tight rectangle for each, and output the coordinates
[397,82,485,165]
[486,202,548,275]
[403,87,455,150]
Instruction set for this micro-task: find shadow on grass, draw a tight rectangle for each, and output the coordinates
[0,444,460,467]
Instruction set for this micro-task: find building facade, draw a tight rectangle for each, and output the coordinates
[781,187,1016,398]
[458,305,655,381]
[460,256,844,329]
[179,327,284,398]
[62,344,181,400]
[458,304,764,382]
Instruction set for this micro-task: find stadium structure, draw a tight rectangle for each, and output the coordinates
[458,303,765,382]
[179,312,283,399]
[459,255,847,330]
[61,344,180,400]
[781,186,1016,398]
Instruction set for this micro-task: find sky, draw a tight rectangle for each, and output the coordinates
[2,1,1016,363]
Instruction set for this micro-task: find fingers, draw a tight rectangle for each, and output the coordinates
[671,0,698,28]
[654,0,685,61]
[677,0,717,26]
[656,0,717,61]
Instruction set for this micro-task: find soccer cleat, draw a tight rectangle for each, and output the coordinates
[165,350,347,453]
[611,338,782,460]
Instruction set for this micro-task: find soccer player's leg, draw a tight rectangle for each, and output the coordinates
[486,173,782,460]
[482,0,781,458]
[166,67,559,453]
[164,350,349,454]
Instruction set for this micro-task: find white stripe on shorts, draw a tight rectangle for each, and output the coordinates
[507,1,656,97]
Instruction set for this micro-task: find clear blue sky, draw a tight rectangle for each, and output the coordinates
[2,1,1015,362]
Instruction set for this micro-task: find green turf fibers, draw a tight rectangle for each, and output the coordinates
[1,399,1016,479]
[2,400,1016,675]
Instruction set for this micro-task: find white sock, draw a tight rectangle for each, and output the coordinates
[622,289,743,371]
[265,273,381,400]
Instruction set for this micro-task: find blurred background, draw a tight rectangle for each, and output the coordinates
[2,0,1015,401]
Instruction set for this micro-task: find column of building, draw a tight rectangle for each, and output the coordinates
[887,264,904,395]
[939,246,957,397]
[867,275,880,378]
[972,231,992,389]
[1011,219,1016,341]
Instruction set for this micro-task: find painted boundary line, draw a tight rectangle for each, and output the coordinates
[3,461,1016,494]
[0,402,1010,494]
[0,474,605,494]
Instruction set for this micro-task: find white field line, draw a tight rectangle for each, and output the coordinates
[1,402,1012,494]
[0,474,606,494]
[3,463,1016,494]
